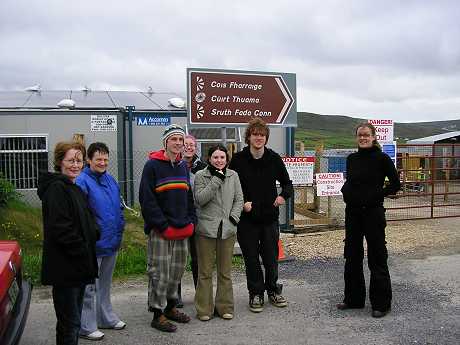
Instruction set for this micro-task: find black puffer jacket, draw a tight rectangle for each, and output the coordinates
[37,172,99,286]
[341,146,401,207]
[229,146,293,224]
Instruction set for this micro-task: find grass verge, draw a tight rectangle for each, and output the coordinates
[1,199,245,286]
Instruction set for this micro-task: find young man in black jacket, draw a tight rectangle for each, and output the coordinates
[229,118,293,313]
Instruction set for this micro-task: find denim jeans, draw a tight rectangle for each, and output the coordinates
[52,285,86,345]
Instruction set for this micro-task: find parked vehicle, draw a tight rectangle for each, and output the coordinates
[0,241,32,345]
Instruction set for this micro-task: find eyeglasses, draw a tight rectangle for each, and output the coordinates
[184,143,196,148]
[63,159,84,166]
[357,134,372,138]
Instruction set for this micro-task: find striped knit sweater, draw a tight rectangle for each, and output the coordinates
[139,149,196,235]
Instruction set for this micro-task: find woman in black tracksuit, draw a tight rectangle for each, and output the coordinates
[338,122,400,318]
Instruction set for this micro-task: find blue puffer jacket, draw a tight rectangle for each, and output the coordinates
[76,167,125,257]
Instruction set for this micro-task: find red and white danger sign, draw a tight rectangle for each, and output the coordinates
[368,119,394,143]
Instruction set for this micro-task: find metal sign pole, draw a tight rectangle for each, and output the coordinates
[221,127,227,146]
[126,105,135,207]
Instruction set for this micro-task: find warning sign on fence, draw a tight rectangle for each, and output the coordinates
[282,157,315,185]
[316,172,344,196]
[368,119,394,143]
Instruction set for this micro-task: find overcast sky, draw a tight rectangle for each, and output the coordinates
[1,0,459,123]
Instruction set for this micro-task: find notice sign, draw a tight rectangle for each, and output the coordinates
[187,68,295,125]
[282,157,315,185]
[316,173,344,197]
[368,119,394,143]
[91,115,117,132]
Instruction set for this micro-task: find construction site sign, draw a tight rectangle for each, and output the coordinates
[91,115,117,132]
[282,156,315,185]
[316,172,344,196]
[187,68,296,126]
[368,119,394,143]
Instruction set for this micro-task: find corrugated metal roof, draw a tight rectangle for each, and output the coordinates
[407,131,460,144]
[0,90,186,111]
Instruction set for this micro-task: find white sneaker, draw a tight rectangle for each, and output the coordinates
[113,321,126,330]
[79,330,104,341]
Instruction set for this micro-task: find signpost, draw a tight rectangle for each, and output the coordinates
[187,68,296,126]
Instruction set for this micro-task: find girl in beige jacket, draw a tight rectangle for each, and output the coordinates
[193,144,243,321]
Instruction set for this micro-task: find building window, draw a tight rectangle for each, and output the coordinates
[0,135,48,190]
[189,127,239,141]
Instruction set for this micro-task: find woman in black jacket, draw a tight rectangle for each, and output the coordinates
[338,123,400,318]
[37,141,99,345]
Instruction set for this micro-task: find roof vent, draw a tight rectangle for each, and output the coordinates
[57,99,76,109]
[168,97,185,109]
[25,84,41,92]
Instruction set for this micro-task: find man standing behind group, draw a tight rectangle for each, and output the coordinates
[139,124,196,333]
[76,142,126,341]
[229,118,293,313]
[177,134,207,307]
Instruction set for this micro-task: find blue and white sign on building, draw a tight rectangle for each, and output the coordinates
[382,141,397,166]
[136,115,171,126]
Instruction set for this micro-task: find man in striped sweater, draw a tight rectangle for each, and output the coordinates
[139,124,196,333]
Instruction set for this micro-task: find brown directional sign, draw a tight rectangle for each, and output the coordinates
[187,69,295,125]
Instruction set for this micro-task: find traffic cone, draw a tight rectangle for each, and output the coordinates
[277,239,294,262]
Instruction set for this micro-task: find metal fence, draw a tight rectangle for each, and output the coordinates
[4,144,460,227]
[387,143,460,220]
[3,150,151,207]
[291,143,460,230]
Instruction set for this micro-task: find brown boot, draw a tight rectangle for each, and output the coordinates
[151,315,177,332]
[164,307,191,323]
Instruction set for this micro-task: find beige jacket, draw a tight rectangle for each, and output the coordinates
[193,167,244,239]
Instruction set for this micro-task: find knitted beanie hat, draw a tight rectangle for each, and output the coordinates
[162,124,185,148]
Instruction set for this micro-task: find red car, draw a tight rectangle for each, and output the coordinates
[0,241,32,345]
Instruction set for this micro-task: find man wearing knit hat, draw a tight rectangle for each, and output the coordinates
[139,124,196,332]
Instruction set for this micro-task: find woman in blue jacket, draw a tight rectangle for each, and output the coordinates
[76,142,126,340]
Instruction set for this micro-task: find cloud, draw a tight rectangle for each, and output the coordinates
[1,0,459,121]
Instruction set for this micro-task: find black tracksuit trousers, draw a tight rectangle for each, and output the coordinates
[343,206,392,312]
[237,219,281,296]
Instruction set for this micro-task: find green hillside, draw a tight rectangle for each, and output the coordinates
[295,112,460,149]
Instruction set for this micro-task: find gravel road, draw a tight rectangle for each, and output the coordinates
[22,218,460,345]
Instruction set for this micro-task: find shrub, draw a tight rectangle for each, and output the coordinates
[0,174,19,207]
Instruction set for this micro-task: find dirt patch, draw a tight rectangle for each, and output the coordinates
[282,218,460,260]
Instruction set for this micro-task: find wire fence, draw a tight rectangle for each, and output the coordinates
[291,143,460,230]
[1,150,151,207]
[3,144,460,227]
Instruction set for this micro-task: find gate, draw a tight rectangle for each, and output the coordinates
[290,143,460,231]
[385,143,460,221]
